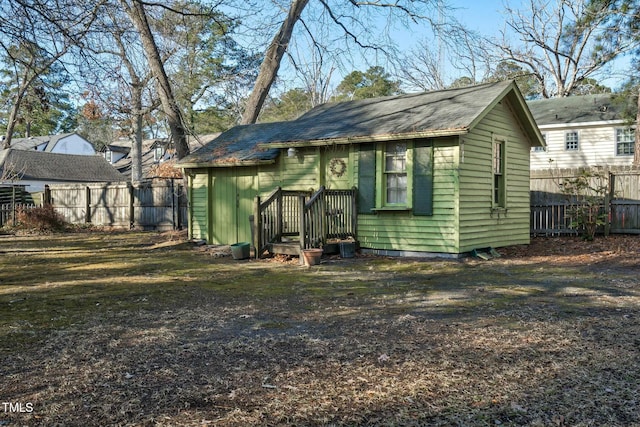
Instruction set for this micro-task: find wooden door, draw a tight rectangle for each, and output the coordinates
[210,167,257,244]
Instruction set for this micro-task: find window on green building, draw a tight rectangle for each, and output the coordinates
[357,140,433,215]
[384,142,407,204]
[493,137,506,208]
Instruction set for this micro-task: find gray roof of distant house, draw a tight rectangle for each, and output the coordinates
[111,134,221,178]
[180,80,541,167]
[527,94,631,126]
[10,133,79,151]
[0,149,125,182]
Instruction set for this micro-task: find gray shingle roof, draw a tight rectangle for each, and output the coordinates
[527,94,628,125]
[10,133,79,151]
[0,149,125,182]
[180,80,540,167]
[278,80,513,142]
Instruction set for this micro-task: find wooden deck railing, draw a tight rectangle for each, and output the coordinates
[253,186,357,257]
[252,187,312,257]
[302,186,357,249]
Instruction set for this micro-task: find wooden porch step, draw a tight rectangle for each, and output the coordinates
[269,242,301,256]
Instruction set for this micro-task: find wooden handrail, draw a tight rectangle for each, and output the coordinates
[255,185,358,257]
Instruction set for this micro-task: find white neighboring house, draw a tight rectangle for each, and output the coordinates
[9,132,96,155]
[528,94,635,170]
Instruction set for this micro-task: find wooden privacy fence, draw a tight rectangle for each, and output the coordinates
[45,180,187,230]
[530,166,640,235]
[0,203,38,227]
[0,184,36,227]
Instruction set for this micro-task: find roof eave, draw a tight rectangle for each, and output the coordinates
[180,159,277,169]
[257,128,469,149]
[488,81,546,147]
[538,119,628,129]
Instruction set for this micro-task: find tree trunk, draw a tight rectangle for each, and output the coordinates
[240,0,309,125]
[130,84,144,183]
[123,0,190,160]
[634,87,640,166]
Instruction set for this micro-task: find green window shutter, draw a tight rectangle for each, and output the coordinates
[413,140,433,216]
[358,143,376,214]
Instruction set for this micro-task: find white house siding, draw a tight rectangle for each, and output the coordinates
[49,134,96,155]
[531,122,634,170]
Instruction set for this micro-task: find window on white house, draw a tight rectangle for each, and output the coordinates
[532,133,547,152]
[154,146,164,162]
[565,131,579,151]
[384,142,407,204]
[616,128,635,156]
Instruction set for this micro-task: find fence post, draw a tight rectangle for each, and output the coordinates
[85,186,91,224]
[128,183,134,229]
[604,172,613,237]
[176,182,184,230]
[44,185,51,205]
[11,185,16,227]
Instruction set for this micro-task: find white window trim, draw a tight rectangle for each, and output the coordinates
[615,127,635,157]
[565,131,579,151]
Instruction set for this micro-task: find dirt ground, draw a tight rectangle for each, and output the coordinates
[1,232,639,426]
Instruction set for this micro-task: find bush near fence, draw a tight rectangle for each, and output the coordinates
[0,202,38,228]
[531,166,640,236]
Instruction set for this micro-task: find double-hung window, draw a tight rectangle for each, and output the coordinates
[384,142,407,205]
[565,131,579,151]
[493,137,506,208]
[616,128,635,156]
[357,140,433,215]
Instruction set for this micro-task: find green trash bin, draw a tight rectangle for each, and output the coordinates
[230,242,250,260]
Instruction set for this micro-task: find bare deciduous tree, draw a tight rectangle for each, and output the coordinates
[494,0,635,98]
[241,0,449,124]
[119,0,190,159]
[0,0,102,148]
[241,0,309,125]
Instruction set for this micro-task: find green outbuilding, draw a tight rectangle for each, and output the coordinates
[178,80,544,257]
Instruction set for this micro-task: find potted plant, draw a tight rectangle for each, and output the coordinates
[301,239,323,266]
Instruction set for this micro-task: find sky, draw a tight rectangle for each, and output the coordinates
[443,0,631,90]
[262,0,629,96]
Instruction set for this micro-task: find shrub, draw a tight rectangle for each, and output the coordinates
[15,204,67,232]
[561,169,609,241]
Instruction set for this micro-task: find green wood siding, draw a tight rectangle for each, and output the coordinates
[323,145,352,189]
[357,139,460,254]
[188,97,533,253]
[209,167,258,245]
[458,99,531,251]
[189,171,209,241]
[280,147,320,190]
